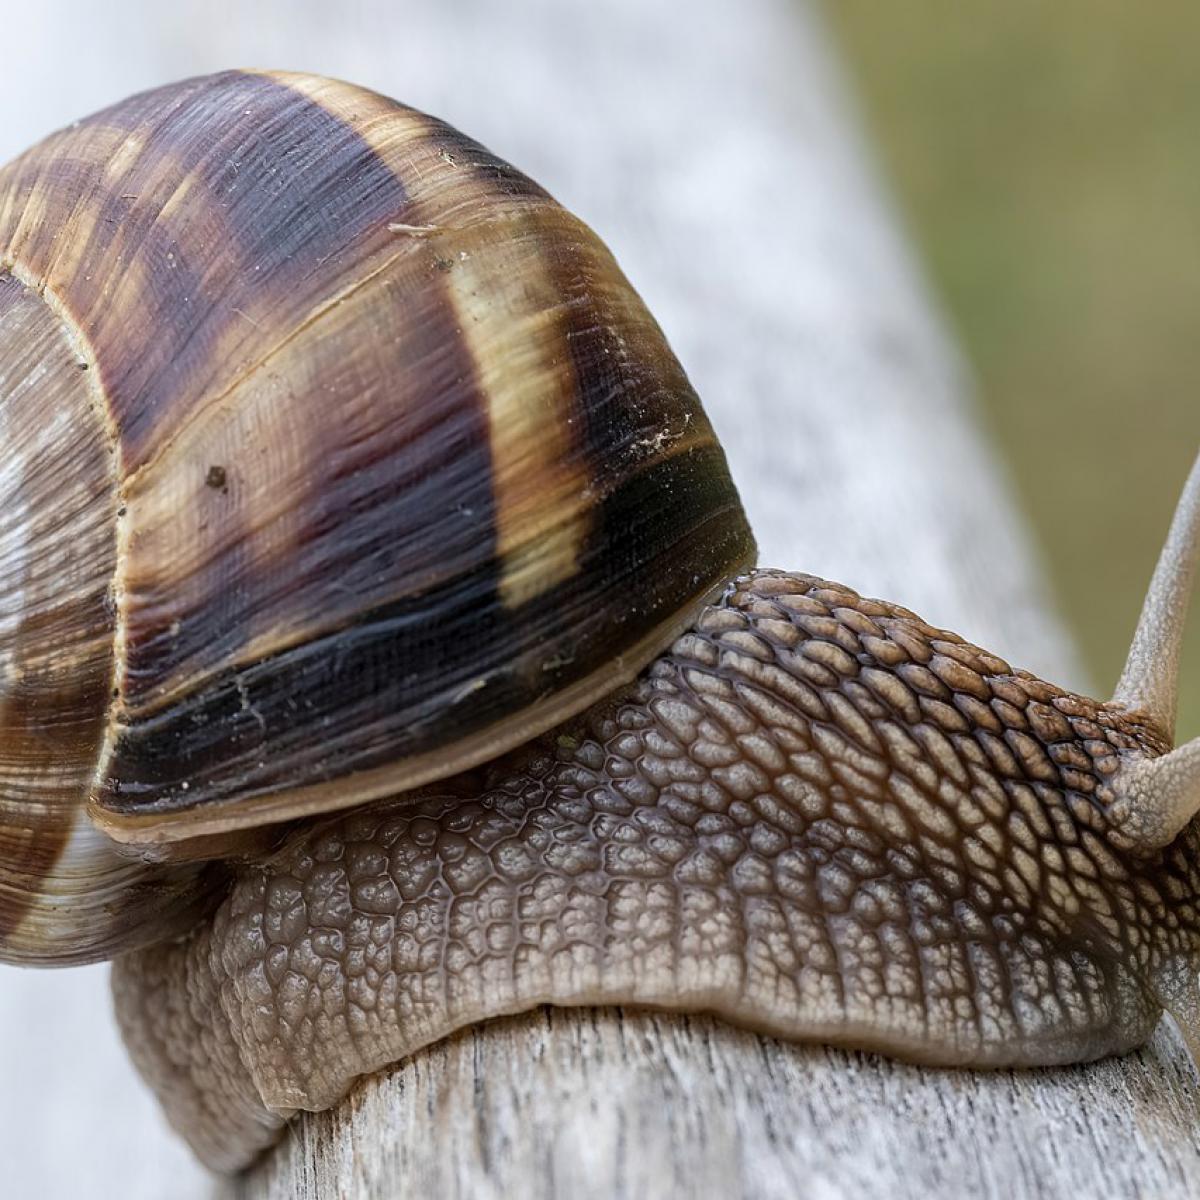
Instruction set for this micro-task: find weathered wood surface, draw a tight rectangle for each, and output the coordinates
[247,1011,1200,1200]
[1,2,1195,1198]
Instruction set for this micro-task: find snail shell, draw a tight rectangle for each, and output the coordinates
[0,70,754,963]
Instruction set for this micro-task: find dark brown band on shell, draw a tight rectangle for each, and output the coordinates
[0,70,753,846]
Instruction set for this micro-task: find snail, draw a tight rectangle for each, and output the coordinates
[3,68,1200,1174]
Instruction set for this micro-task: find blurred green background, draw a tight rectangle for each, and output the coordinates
[828,3,1200,737]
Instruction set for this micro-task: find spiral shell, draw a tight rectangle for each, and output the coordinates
[0,70,753,962]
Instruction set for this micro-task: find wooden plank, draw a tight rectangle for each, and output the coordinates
[230,1013,1200,1200]
[1,2,1191,1198]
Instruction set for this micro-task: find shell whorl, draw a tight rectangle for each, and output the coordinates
[0,71,753,961]
[0,274,215,960]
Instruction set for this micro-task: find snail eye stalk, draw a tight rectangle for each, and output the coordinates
[1109,449,1200,851]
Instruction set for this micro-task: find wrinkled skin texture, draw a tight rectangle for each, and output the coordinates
[114,571,1200,1171]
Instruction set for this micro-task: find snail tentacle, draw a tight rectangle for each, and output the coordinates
[1113,447,1200,735]
[1108,448,1200,851]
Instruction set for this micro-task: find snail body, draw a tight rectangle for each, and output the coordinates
[5,71,1200,1172]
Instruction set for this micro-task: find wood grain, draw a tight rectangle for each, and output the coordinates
[2,2,1193,1199]
[229,1011,1200,1200]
